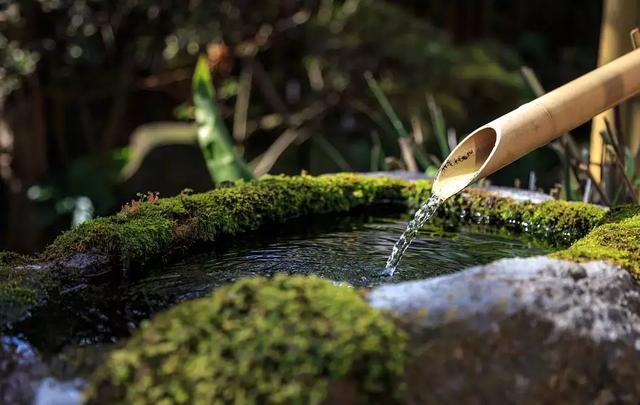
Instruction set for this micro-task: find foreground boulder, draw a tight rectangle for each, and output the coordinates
[370,257,640,403]
[85,275,406,404]
[85,256,640,403]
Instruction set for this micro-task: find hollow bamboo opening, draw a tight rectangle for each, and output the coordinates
[432,127,497,199]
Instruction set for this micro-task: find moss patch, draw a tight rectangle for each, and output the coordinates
[85,275,407,404]
[439,191,606,247]
[44,174,608,269]
[554,206,640,277]
[45,174,409,268]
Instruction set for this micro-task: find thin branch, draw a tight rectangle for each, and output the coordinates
[576,161,612,206]
[602,117,638,203]
[101,58,133,153]
[250,129,310,176]
[313,135,353,171]
[253,59,290,121]
[135,67,193,89]
[398,138,418,172]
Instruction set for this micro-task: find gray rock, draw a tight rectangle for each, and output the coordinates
[370,257,640,403]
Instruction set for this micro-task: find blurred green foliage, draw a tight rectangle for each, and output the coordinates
[1,0,527,144]
[1,0,598,251]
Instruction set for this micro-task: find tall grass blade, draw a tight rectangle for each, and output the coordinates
[364,71,431,169]
[364,71,411,139]
[313,135,353,171]
[426,94,450,159]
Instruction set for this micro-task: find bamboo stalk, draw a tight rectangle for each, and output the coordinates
[433,48,640,199]
[589,1,640,183]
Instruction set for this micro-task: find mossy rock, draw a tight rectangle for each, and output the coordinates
[554,205,640,278]
[439,191,605,247]
[85,275,406,404]
[43,174,606,270]
[45,174,410,268]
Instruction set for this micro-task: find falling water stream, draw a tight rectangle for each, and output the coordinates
[384,194,444,276]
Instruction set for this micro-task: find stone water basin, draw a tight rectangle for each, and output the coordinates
[2,173,639,403]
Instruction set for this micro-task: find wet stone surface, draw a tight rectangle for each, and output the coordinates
[369,257,640,403]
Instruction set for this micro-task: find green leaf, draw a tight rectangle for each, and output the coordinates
[193,56,254,184]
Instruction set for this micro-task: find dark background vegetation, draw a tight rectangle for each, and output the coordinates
[0,0,604,253]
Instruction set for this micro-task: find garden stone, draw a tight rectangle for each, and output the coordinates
[370,257,640,403]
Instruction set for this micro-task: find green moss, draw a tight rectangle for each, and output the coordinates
[554,206,640,277]
[48,215,175,266]
[0,283,37,320]
[46,174,409,267]
[85,275,407,404]
[438,190,606,246]
[43,174,610,268]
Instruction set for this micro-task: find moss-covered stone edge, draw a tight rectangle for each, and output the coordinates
[43,174,606,267]
[84,275,407,405]
[43,174,410,267]
[0,173,615,326]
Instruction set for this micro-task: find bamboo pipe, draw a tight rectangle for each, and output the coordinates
[432,47,640,200]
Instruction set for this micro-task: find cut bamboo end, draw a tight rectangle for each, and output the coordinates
[432,126,497,199]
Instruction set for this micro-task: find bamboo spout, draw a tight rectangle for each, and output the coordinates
[433,47,640,200]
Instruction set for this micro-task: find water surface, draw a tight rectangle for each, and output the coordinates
[10,213,550,356]
[137,214,550,300]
